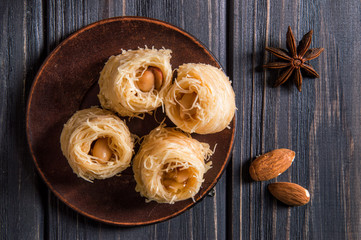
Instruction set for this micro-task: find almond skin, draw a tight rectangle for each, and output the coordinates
[268,182,310,206]
[249,148,295,181]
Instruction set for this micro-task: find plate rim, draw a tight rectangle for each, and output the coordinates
[26,16,236,226]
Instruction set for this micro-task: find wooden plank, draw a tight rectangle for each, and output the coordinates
[0,0,45,239]
[44,0,227,239]
[229,0,361,239]
[3,0,360,238]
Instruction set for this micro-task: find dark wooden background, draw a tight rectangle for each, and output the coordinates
[1,0,360,239]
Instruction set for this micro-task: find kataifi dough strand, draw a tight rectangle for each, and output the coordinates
[165,63,236,134]
[60,107,134,182]
[133,126,213,204]
[98,47,173,117]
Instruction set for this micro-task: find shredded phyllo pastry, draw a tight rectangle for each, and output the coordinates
[133,126,213,204]
[165,63,236,134]
[60,108,134,182]
[98,47,173,117]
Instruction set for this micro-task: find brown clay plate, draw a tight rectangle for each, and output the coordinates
[26,16,235,226]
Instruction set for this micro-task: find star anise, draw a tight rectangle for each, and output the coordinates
[263,26,324,91]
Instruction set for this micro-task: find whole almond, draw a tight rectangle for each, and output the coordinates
[249,148,295,181]
[268,182,310,206]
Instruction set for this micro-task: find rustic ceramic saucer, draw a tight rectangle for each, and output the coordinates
[26,16,235,226]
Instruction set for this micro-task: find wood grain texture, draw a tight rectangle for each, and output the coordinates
[1,0,360,239]
[0,0,46,239]
[229,0,361,239]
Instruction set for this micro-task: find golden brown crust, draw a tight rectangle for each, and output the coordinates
[98,48,173,117]
[60,107,134,182]
[165,63,236,134]
[133,126,213,204]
